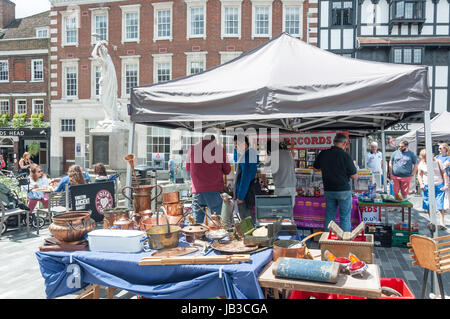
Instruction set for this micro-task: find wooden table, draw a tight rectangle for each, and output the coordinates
[358,200,414,237]
[258,249,382,299]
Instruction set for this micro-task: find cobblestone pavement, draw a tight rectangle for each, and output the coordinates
[0,195,448,299]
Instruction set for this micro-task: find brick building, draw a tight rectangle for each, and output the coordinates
[0,0,50,172]
[49,0,317,176]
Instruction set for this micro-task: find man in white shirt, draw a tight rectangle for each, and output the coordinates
[366,141,383,176]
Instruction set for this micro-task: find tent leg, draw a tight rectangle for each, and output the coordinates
[125,122,136,208]
[423,110,439,296]
[381,124,387,192]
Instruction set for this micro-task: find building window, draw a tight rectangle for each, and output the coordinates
[121,5,141,43]
[125,63,138,95]
[254,6,270,36]
[15,100,27,115]
[31,59,44,82]
[224,7,239,36]
[0,60,9,82]
[392,1,423,19]
[153,53,173,84]
[189,61,204,75]
[157,63,171,83]
[157,10,171,38]
[146,126,171,170]
[392,47,423,64]
[185,52,207,76]
[94,65,101,97]
[64,16,78,45]
[35,27,49,38]
[0,100,9,114]
[94,14,108,41]
[61,119,76,132]
[331,1,353,26]
[284,5,301,36]
[32,99,44,115]
[189,7,205,37]
[219,51,242,64]
[64,65,78,98]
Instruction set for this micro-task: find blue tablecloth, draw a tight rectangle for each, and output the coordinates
[35,238,276,299]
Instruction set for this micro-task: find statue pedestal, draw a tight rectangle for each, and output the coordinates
[89,123,129,171]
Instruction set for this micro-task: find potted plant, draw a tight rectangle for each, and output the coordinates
[11,113,27,129]
[30,113,46,128]
[27,141,40,158]
[0,113,10,127]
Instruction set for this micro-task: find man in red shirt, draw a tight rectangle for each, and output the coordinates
[186,136,231,224]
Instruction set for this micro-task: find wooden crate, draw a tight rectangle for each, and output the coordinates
[319,232,374,264]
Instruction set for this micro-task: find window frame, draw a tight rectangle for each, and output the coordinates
[15,99,27,115]
[330,0,354,27]
[282,0,303,38]
[120,4,141,44]
[153,2,173,42]
[120,56,140,98]
[62,60,79,99]
[185,0,207,39]
[61,11,79,47]
[61,119,76,132]
[0,60,9,82]
[152,53,173,84]
[220,0,242,39]
[251,0,274,39]
[31,59,44,82]
[391,46,424,65]
[32,99,45,115]
[35,26,49,38]
[91,61,102,99]
[185,51,207,76]
[90,8,109,45]
[0,100,9,115]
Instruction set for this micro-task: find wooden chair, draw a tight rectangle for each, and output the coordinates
[409,234,450,299]
[48,185,70,222]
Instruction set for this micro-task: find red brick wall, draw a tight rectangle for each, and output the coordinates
[0,0,15,28]
[52,0,314,101]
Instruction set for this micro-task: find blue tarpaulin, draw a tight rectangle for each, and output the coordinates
[35,240,274,299]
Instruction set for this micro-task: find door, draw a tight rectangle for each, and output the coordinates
[62,137,75,173]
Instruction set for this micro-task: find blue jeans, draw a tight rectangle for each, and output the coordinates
[324,190,352,232]
[192,191,223,224]
[169,170,175,182]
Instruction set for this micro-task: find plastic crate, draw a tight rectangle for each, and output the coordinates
[290,278,415,299]
[380,278,415,299]
[365,224,393,248]
[392,229,418,247]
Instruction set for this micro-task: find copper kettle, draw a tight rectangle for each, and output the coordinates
[113,216,135,230]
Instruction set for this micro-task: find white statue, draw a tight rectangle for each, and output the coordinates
[91,40,126,129]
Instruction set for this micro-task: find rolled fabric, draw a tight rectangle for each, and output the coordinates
[273,257,340,284]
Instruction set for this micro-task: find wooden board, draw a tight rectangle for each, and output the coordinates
[258,249,382,299]
[151,246,198,257]
[139,254,251,266]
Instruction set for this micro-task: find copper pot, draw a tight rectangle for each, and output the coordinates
[162,191,179,204]
[141,214,184,230]
[273,240,305,261]
[103,207,130,229]
[121,184,162,213]
[163,203,183,216]
[49,211,96,243]
[182,224,209,243]
[113,216,135,230]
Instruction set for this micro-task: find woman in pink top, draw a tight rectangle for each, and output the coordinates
[417,149,449,230]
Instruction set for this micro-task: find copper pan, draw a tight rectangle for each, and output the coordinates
[272,232,323,261]
[162,191,179,204]
[163,202,184,216]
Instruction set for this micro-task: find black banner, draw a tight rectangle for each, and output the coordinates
[69,182,115,222]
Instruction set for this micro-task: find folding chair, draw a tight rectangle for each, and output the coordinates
[48,184,70,222]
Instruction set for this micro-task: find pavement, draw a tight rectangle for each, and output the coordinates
[0,194,448,299]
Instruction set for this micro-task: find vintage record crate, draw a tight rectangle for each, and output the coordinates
[365,224,393,248]
[319,232,374,264]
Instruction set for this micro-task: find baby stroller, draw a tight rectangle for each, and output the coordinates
[0,181,45,235]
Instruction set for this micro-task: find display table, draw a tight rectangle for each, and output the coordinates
[35,238,273,299]
[358,199,414,237]
[293,196,361,229]
[258,249,382,299]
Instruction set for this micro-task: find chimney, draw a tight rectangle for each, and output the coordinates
[0,0,15,28]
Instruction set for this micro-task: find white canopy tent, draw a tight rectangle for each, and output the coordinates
[128,34,439,259]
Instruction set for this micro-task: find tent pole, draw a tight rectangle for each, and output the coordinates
[381,123,387,192]
[125,121,136,208]
[424,110,439,297]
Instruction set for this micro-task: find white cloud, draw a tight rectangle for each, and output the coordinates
[11,0,51,19]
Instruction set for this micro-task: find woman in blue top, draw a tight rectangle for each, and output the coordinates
[436,143,450,215]
[54,165,91,193]
[233,135,259,221]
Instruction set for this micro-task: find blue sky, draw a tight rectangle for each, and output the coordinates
[12,0,51,18]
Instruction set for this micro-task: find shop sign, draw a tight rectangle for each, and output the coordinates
[0,128,49,137]
[250,131,349,149]
[361,206,381,224]
[70,181,115,222]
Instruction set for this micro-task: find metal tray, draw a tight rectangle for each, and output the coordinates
[211,240,259,254]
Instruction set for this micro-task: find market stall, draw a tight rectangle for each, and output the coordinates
[36,33,433,300]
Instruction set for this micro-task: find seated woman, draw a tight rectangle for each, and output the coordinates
[26,164,50,214]
[54,165,91,193]
[93,163,109,183]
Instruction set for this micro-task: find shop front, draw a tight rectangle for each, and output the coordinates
[0,127,50,173]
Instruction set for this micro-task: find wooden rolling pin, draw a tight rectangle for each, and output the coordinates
[139,254,251,266]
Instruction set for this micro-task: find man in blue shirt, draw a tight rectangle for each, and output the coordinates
[168,156,175,183]
[389,140,418,200]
